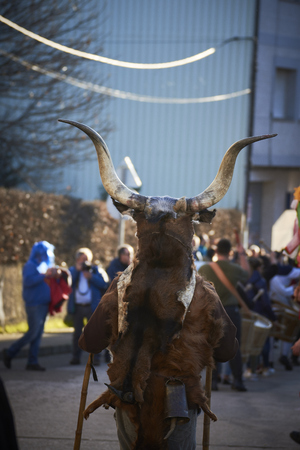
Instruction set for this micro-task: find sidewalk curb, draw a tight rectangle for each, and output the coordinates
[0,331,73,360]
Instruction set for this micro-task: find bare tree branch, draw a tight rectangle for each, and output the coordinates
[0,0,112,189]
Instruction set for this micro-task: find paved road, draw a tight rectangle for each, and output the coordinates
[1,332,300,449]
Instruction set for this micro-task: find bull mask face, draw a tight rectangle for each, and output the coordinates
[58,119,276,224]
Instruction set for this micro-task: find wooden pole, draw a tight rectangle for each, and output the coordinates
[259,239,272,253]
[73,353,93,450]
[202,366,212,450]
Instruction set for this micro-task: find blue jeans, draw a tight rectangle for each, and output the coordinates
[216,305,243,383]
[7,304,49,365]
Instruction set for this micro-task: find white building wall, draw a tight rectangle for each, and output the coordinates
[57,0,257,212]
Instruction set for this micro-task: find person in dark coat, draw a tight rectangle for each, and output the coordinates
[244,257,278,376]
[106,245,133,282]
[68,248,109,365]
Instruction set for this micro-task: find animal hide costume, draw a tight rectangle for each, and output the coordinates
[79,264,237,449]
[59,119,276,449]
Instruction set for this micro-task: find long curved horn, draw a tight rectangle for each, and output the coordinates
[187,134,277,212]
[58,120,147,210]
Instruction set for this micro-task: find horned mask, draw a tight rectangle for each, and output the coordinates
[59,119,276,222]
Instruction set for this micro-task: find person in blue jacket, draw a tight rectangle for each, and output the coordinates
[2,241,57,371]
[68,248,109,365]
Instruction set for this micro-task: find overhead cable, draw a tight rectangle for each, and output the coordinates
[1,50,251,104]
[0,15,217,69]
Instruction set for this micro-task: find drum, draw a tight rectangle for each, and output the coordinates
[250,314,273,356]
[270,306,300,343]
[241,312,272,362]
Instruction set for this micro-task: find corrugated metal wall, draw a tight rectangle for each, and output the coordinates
[60,0,257,210]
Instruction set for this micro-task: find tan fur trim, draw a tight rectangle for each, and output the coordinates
[117,263,134,333]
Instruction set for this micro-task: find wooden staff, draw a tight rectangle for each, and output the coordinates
[259,239,272,253]
[233,227,241,246]
[202,366,212,450]
[74,353,93,450]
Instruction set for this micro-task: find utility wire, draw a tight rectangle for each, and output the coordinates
[0,15,253,70]
[1,50,251,104]
[0,15,216,69]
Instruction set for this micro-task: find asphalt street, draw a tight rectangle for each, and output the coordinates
[0,331,300,449]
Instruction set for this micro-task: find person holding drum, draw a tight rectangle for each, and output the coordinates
[199,238,250,392]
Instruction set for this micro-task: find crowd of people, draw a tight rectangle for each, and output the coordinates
[194,232,300,446]
[2,241,134,371]
[194,233,300,392]
[3,235,299,380]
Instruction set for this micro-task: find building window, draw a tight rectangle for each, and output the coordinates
[286,192,293,209]
[273,68,296,120]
